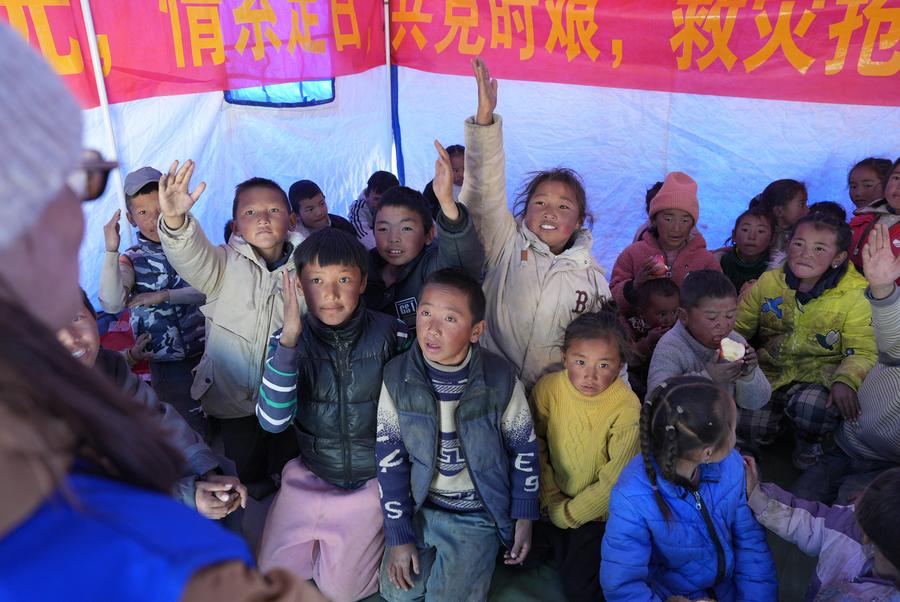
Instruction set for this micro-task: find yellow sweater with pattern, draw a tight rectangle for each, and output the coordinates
[531,371,641,528]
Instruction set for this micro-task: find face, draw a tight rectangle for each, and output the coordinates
[56,304,100,369]
[733,214,773,259]
[523,180,583,255]
[640,293,679,330]
[787,222,846,285]
[449,154,465,187]
[652,209,694,251]
[680,296,738,350]
[563,337,623,397]
[298,261,366,326]
[233,187,295,253]
[885,165,900,210]
[775,192,808,228]
[849,166,885,208]
[374,205,434,266]
[126,191,161,242]
[416,283,484,366]
[365,188,383,213]
[297,193,329,231]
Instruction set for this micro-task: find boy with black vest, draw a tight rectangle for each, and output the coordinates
[255,228,409,602]
[376,269,540,601]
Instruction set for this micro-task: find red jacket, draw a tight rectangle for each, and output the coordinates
[849,200,900,283]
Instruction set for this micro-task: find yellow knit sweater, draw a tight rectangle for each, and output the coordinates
[531,370,641,528]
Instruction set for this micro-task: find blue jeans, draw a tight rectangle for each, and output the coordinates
[790,446,896,504]
[380,507,500,602]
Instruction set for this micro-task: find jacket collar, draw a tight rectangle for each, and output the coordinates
[649,453,723,498]
[784,262,848,304]
[518,220,594,266]
[305,300,367,346]
[404,343,487,400]
[853,198,892,217]
[229,229,304,271]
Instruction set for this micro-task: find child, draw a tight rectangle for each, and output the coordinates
[348,170,400,249]
[98,167,206,433]
[752,178,808,259]
[364,143,484,333]
[745,460,900,601]
[718,207,774,296]
[623,278,679,399]
[376,269,540,601]
[601,376,777,601]
[255,228,409,601]
[611,171,721,315]
[461,58,613,390]
[649,270,770,412]
[736,212,877,468]
[850,158,900,282]
[58,291,246,520]
[422,144,465,218]
[288,178,356,237]
[848,157,893,209]
[158,162,303,498]
[531,309,641,602]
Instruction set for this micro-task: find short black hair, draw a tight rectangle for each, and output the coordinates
[855,467,900,571]
[376,186,434,232]
[680,269,737,310]
[288,179,324,214]
[293,227,368,279]
[791,210,853,252]
[79,289,97,319]
[423,268,485,323]
[635,278,680,310]
[807,201,847,224]
[752,179,807,212]
[561,300,630,364]
[231,177,291,219]
[223,219,234,243]
[366,171,400,196]
[445,144,465,157]
[125,181,159,212]
[644,181,664,215]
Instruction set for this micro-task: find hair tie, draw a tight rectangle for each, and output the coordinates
[675,405,684,415]
[650,485,659,491]
[665,425,675,432]
[643,398,653,406]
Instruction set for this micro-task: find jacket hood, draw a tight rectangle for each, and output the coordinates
[227,229,305,269]
[852,198,891,217]
[518,219,596,267]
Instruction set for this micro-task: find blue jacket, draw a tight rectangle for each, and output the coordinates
[601,451,777,602]
[0,471,251,601]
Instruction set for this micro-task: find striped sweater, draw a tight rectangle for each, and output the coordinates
[837,285,900,464]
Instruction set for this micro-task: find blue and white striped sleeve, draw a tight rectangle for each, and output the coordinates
[256,329,299,433]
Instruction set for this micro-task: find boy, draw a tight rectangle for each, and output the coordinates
[255,228,409,602]
[288,179,356,237]
[364,146,484,334]
[376,269,540,602]
[348,170,399,249]
[648,269,770,410]
[623,277,679,399]
[99,166,206,432]
[157,161,304,498]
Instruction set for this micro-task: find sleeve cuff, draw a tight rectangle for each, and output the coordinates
[384,518,417,547]
[865,284,899,304]
[158,212,193,238]
[747,484,771,515]
[511,497,540,521]
[437,203,470,234]
[271,342,300,373]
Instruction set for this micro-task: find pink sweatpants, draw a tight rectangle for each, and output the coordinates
[257,458,383,602]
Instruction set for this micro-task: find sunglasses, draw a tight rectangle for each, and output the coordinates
[68,149,118,202]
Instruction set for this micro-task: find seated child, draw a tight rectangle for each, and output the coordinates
[376,269,540,602]
[462,58,612,390]
[255,228,409,601]
[848,156,893,209]
[288,179,355,237]
[58,291,246,520]
[611,171,720,315]
[158,162,304,497]
[649,270,770,412]
[348,170,400,249]
[98,167,206,433]
[531,309,641,602]
[718,207,774,298]
[601,376,777,602]
[850,158,900,283]
[751,178,808,264]
[422,143,465,218]
[745,459,900,601]
[736,211,877,469]
[622,278,679,399]
[364,143,484,334]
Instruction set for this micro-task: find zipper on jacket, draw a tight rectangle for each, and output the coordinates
[454,404,506,547]
[692,489,725,598]
[337,339,351,485]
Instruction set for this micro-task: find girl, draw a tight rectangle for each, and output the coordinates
[736,212,877,469]
[848,157,893,209]
[745,460,900,601]
[531,309,641,602]
[850,158,900,281]
[600,376,777,601]
[461,58,612,390]
[752,178,808,260]
[611,171,720,315]
[718,207,774,297]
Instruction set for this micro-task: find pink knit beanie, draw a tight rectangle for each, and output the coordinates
[649,172,699,224]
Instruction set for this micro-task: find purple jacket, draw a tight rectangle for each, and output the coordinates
[749,482,900,601]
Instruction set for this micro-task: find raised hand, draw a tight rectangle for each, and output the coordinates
[103,209,122,252]
[158,159,206,230]
[433,140,460,221]
[472,57,497,126]
[279,271,304,348]
[862,224,900,299]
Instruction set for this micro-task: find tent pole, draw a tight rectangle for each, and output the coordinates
[384,0,397,177]
[79,0,132,247]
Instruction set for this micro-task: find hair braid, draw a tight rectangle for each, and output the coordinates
[641,386,672,520]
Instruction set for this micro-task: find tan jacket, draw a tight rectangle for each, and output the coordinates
[158,214,306,419]
[461,116,612,390]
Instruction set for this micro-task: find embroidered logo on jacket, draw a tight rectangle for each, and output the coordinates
[572,290,589,313]
[395,297,418,328]
[761,297,784,319]
[815,330,841,350]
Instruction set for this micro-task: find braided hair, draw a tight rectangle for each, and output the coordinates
[639,375,735,520]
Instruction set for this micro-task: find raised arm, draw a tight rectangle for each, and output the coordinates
[862,223,900,358]
[98,210,133,313]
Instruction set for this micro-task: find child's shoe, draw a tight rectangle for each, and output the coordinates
[792,439,823,470]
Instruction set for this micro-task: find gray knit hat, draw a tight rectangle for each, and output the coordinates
[0,24,82,251]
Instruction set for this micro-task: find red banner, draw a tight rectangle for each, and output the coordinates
[389,0,900,107]
[0,0,386,108]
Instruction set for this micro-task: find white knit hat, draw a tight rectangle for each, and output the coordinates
[0,24,82,251]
